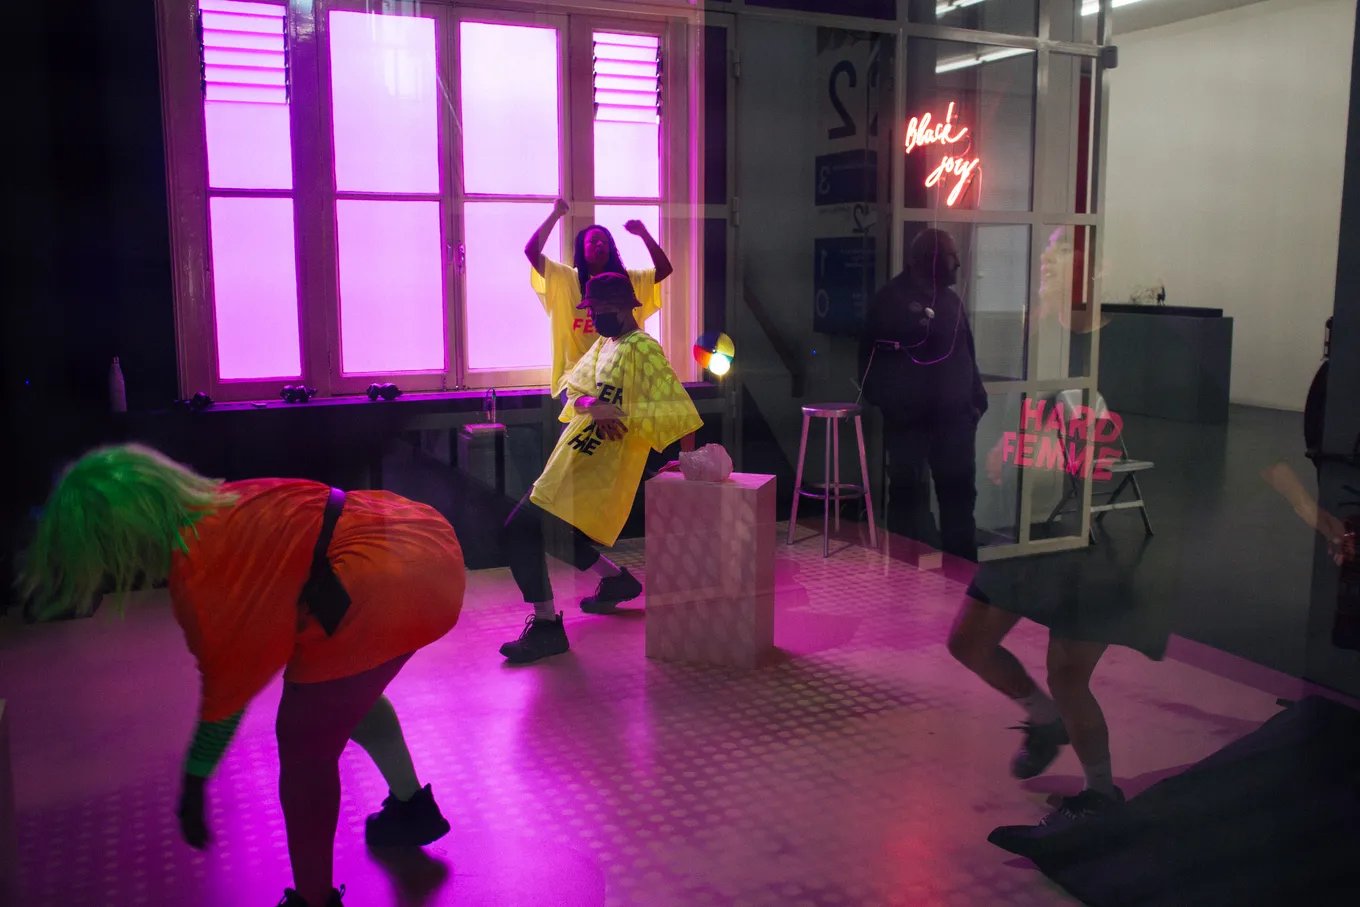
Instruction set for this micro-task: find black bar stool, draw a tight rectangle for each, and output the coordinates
[787,402,878,557]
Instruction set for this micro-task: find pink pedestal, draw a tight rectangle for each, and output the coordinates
[644,473,777,668]
[0,700,15,906]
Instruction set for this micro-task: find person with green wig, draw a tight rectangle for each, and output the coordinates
[22,444,468,907]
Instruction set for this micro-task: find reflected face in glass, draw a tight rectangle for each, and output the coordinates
[583,228,613,269]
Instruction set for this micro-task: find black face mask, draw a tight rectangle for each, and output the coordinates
[593,311,625,338]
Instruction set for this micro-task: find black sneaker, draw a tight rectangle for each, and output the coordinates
[276,885,344,907]
[499,614,569,664]
[365,783,451,848]
[580,569,642,614]
[1009,718,1070,779]
[1036,787,1125,829]
[987,787,1126,851]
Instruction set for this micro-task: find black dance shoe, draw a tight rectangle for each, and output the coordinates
[366,783,451,848]
[1009,718,1070,779]
[580,569,643,614]
[987,787,1126,851]
[276,885,344,907]
[499,613,570,663]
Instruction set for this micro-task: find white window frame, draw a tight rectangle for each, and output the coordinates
[157,0,703,403]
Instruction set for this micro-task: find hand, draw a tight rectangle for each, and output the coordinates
[623,219,647,237]
[553,198,570,218]
[1315,509,1357,566]
[576,397,628,441]
[592,405,629,441]
[657,460,682,474]
[178,774,210,850]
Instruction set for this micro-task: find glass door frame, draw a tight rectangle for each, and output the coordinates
[886,5,1107,561]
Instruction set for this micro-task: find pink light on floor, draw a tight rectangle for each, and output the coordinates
[335,200,446,374]
[463,202,557,371]
[595,204,662,342]
[329,11,440,194]
[199,0,291,189]
[207,196,301,380]
[459,22,560,197]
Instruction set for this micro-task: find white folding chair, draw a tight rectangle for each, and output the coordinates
[1045,390,1154,541]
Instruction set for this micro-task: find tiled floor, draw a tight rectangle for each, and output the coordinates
[1,524,1331,907]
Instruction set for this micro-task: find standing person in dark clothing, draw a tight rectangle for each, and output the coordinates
[858,227,988,561]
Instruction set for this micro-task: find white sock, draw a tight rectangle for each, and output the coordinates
[1082,759,1116,797]
[532,600,556,620]
[592,556,622,579]
[1015,688,1061,725]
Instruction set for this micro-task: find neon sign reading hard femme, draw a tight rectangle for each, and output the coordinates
[998,398,1125,481]
[905,102,980,207]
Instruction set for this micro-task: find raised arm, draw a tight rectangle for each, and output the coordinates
[624,220,673,282]
[526,198,571,276]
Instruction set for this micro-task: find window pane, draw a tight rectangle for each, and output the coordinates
[463,202,557,371]
[459,22,560,196]
[905,39,1036,211]
[594,32,660,199]
[903,220,1029,381]
[329,11,440,194]
[208,196,301,380]
[336,200,446,374]
[594,121,659,199]
[200,0,291,189]
[595,204,663,343]
[908,0,1039,37]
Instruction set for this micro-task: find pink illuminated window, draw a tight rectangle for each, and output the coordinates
[335,200,447,374]
[595,204,662,341]
[327,9,447,377]
[208,197,301,380]
[200,0,291,190]
[328,11,440,194]
[464,203,558,370]
[458,22,561,196]
[593,33,660,200]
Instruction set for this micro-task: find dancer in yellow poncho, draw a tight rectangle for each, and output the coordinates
[498,272,702,664]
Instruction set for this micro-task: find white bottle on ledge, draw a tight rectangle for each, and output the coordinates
[110,356,127,413]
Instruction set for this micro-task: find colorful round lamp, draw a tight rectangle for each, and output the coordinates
[693,331,735,377]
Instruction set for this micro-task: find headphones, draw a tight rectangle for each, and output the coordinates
[281,384,316,404]
[366,382,401,402]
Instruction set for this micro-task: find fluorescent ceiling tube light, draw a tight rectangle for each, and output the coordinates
[1083,0,1147,15]
[937,0,1148,15]
[935,46,1033,74]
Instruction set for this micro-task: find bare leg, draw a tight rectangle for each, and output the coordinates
[350,695,421,801]
[1046,637,1113,792]
[947,598,1033,699]
[277,655,411,906]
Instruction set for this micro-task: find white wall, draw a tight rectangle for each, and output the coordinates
[1102,0,1355,411]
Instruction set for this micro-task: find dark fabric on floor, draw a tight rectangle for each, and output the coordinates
[991,696,1360,907]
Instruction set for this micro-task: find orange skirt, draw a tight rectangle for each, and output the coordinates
[285,491,466,685]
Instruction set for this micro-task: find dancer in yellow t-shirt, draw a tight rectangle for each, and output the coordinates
[499,273,702,664]
[525,198,673,393]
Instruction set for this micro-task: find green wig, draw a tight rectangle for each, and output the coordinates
[20,444,238,620]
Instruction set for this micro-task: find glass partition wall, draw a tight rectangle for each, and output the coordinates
[721,0,1108,560]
